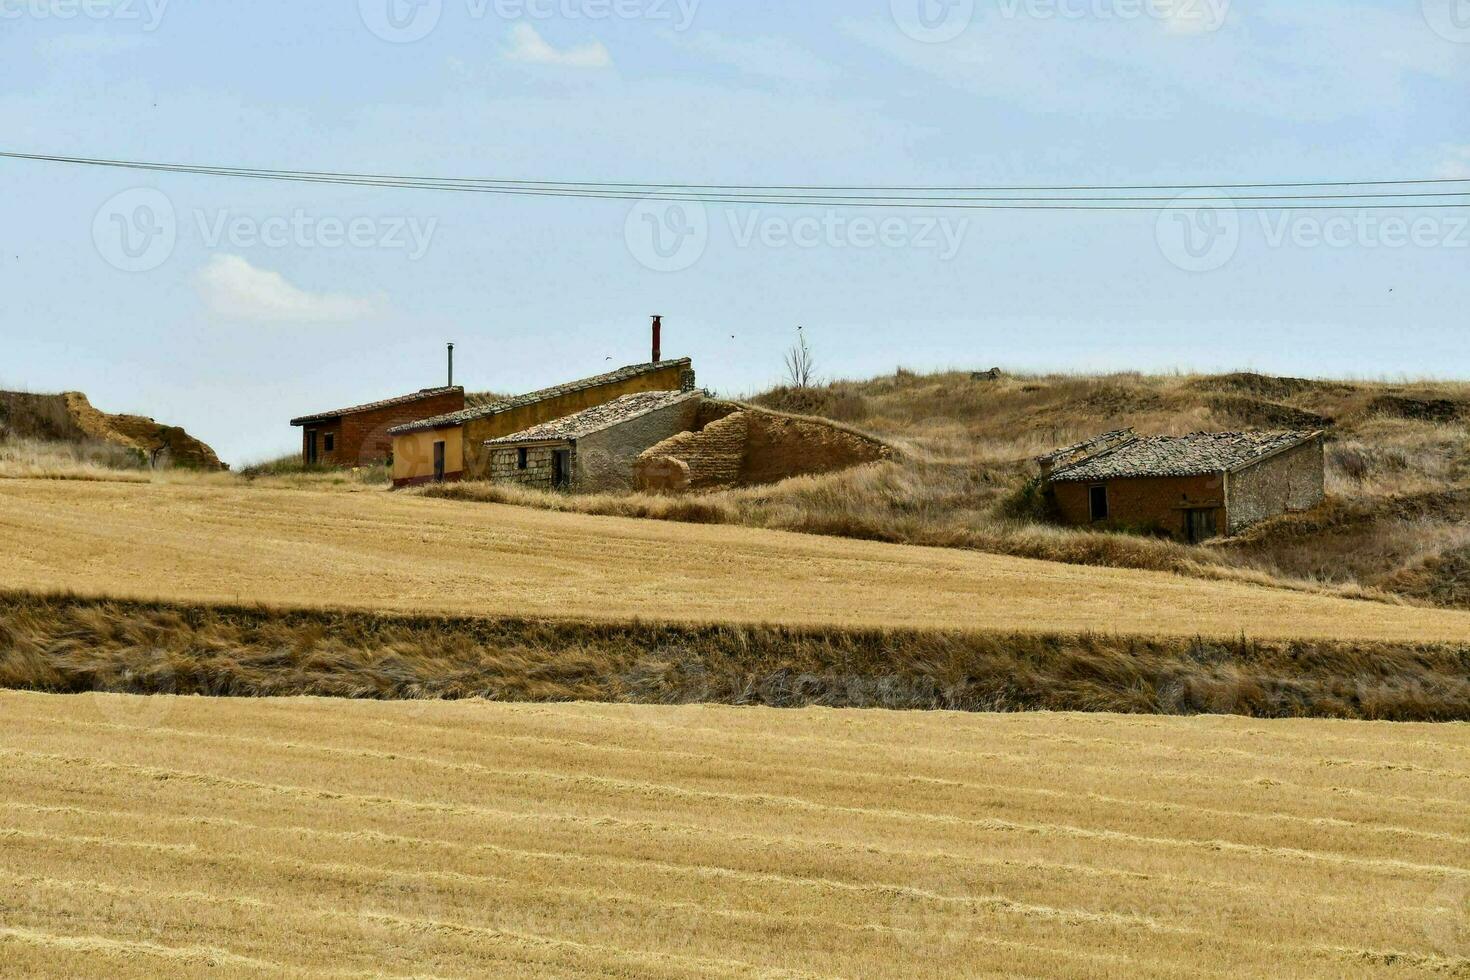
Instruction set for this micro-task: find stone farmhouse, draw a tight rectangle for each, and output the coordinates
[388,358,696,487]
[290,387,464,468]
[1040,428,1325,542]
[486,390,704,493]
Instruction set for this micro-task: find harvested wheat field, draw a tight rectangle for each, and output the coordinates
[2,479,1470,642]
[1,691,1468,978]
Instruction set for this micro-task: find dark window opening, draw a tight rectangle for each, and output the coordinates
[323,433,335,453]
[552,449,571,490]
[1089,485,1109,522]
[517,447,528,470]
[1186,508,1218,544]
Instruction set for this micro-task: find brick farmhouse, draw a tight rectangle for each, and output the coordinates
[1040,428,1325,542]
[290,387,464,469]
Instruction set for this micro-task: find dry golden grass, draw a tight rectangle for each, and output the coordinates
[6,592,1470,721]
[4,478,1470,643]
[2,691,1468,978]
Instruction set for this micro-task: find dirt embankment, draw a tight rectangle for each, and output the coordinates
[0,390,225,470]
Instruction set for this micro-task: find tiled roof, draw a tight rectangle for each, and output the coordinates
[290,387,462,426]
[484,390,699,445]
[388,359,692,435]
[1049,430,1320,482]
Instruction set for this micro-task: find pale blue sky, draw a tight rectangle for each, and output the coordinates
[2,0,1468,464]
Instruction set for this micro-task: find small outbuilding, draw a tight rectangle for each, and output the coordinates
[483,390,703,493]
[1040,428,1325,542]
[290,387,465,468]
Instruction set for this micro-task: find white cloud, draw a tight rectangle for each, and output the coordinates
[675,32,838,86]
[196,255,379,323]
[37,33,151,59]
[1437,147,1470,180]
[504,24,612,69]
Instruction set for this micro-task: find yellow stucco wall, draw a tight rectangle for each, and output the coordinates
[390,364,688,484]
[461,365,688,479]
[391,426,464,484]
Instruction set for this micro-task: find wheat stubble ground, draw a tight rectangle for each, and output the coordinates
[1,692,1468,978]
[2,479,1470,642]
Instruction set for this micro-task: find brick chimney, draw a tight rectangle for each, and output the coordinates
[651,314,662,364]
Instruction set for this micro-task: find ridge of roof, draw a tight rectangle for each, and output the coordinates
[290,387,462,427]
[1049,430,1320,482]
[484,390,700,446]
[388,358,692,435]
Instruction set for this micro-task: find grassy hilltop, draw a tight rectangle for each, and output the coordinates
[425,369,1470,609]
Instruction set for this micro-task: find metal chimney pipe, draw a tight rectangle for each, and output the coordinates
[447,343,455,387]
[651,315,662,363]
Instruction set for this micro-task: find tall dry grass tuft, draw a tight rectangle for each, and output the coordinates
[3,591,1467,720]
[0,437,150,482]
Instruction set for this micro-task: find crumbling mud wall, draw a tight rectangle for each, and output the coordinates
[635,402,890,493]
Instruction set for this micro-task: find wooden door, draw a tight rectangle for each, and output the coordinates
[1187,508,1218,543]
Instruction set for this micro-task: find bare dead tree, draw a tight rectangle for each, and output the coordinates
[784,326,815,388]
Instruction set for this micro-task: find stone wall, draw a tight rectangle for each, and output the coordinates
[488,445,561,489]
[573,395,703,493]
[1226,435,1325,533]
[635,402,891,492]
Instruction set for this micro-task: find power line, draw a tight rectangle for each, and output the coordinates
[5,150,1470,210]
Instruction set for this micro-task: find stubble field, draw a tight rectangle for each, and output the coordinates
[3,479,1470,642]
[2,691,1468,978]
